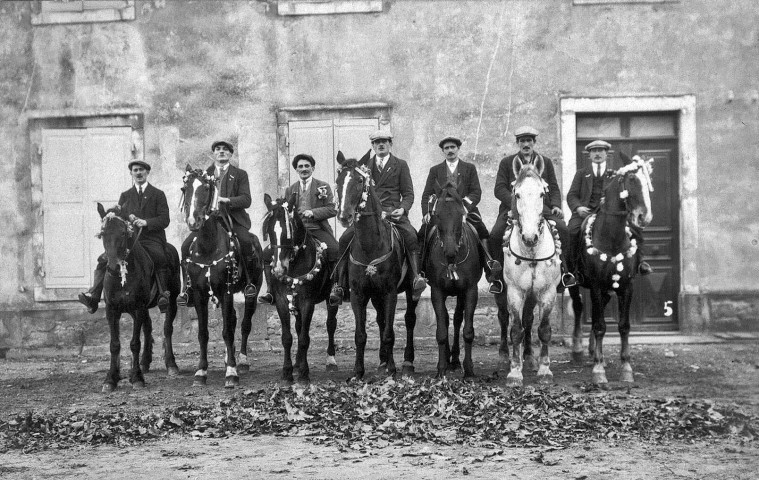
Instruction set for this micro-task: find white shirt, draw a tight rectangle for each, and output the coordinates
[215,163,229,178]
[592,161,607,177]
[446,158,459,174]
[135,181,149,193]
[299,177,312,193]
[375,154,389,170]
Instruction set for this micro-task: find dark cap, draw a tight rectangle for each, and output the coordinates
[128,160,151,171]
[211,140,234,154]
[584,139,612,151]
[514,125,539,140]
[438,135,462,148]
[292,153,316,169]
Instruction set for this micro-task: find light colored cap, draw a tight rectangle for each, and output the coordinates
[514,125,539,139]
[584,139,612,151]
[369,130,393,142]
[438,135,462,148]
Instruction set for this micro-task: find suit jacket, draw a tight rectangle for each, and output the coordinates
[494,152,561,216]
[567,164,611,219]
[358,152,415,216]
[117,183,169,246]
[421,159,482,216]
[206,164,252,230]
[284,177,337,235]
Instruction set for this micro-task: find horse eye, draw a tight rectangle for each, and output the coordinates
[514,193,520,199]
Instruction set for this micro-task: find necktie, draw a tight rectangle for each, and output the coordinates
[301,181,307,194]
[377,157,384,171]
[596,164,601,177]
[138,185,143,208]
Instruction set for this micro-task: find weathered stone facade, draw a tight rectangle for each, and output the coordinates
[1,0,758,349]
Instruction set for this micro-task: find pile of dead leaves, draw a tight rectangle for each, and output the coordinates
[1,378,756,452]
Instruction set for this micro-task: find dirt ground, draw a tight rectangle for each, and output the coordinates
[1,338,758,479]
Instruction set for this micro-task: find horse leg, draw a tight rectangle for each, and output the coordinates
[431,288,450,378]
[495,289,511,371]
[129,311,146,389]
[222,294,239,389]
[590,288,610,385]
[163,294,180,377]
[193,296,210,387]
[352,295,370,380]
[618,286,635,383]
[140,309,153,374]
[381,293,398,376]
[402,290,418,375]
[296,301,315,384]
[238,298,256,374]
[103,307,122,393]
[371,297,389,372]
[462,286,478,380]
[325,304,339,372]
[506,291,525,387]
[522,296,538,373]
[568,285,585,365]
[536,296,557,384]
[277,300,295,385]
[450,295,464,372]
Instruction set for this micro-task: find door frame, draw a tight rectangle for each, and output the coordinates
[559,95,698,331]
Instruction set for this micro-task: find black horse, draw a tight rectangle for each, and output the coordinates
[568,156,654,385]
[96,203,180,393]
[335,152,419,380]
[262,193,339,384]
[423,183,483,378]
[180,167,263,388]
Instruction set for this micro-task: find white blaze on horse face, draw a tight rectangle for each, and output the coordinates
[516,176,544,246]
[340,171,351,218]
[187,178,203,227]
[633,168,653,227]
[273,214,285,271]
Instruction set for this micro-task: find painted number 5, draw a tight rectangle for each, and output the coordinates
[663,300,673,317]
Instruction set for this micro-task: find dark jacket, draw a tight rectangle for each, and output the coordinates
[494,152,561,216]
[358,152,415,216]
[421,159,482,216]
[284,177,337,235]
[566,164,612,218]
[117,183,169,246]
[206,164,252,230]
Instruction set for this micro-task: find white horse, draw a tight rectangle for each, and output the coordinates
[502,157,562,387]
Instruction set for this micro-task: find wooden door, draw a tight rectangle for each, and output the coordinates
[575,113,679,331]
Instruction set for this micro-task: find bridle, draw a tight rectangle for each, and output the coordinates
[338,164,384,224]
[98,213,140,286]
[511,171,548,240]
[180,170,218,229]
[429,191,471,265]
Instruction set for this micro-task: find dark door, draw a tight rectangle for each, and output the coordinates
[575,113,680,331]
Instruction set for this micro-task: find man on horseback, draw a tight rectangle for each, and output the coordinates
[419,135,502,292]
[258,153,339,305]
[566,139,652,281]
[78,160,172,314]
[177,140,259,307]
[329,130,427,305]
[489,126,576,292]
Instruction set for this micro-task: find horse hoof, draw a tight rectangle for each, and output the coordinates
[297,377,310,386]
[401,364,415,376]
[524,355,539,372]
[326,363,339,372]
[237,363,250,374]
[140,364,151,375]
[571,351,585,365]
[132,380,146,390]
[448,362,461,372]
[279,378,294,388]
[193,376,207,387]
[506,377,523,388]
[463,371,476,381]
[376,362,388,374]
[224,376,239,389]
[538,373,554,384]
[592,373,608,385]
[619,372,635,383]
[102,383,116,393]
[167,367,180,378]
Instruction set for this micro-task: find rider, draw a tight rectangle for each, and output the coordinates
[566,140,653,281]
[78,160,171,314]
[419,135,502,291]
[177,140,259,307]
[489,126,577,292]
[258,153,339,305]
[329,130,427,305]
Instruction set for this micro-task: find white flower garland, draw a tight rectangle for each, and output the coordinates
[584,215,637,289]
[273,241,328,314]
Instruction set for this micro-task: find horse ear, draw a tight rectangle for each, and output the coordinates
[185,163,192,172]
[512,156,524,178]
[97,202,106,219]
[534,155,545,176]
[264,193,273,211]
[287,191,297,207]
[336,151,346,165]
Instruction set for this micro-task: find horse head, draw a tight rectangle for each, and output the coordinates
[181,165,217,232]
[335,151,375,227]
[606,156,654,228]
[263,192,302,277]
[96,202,133,271]
[432,182,466,262]
[512,157,547,247]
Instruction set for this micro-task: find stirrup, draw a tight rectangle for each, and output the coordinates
[158,292,170,313]
[488,280,503,294]
[329,286,344,306]
[243,284,257,298]
[258,293,274,305]
[638,262,653,275]
[561,272,578,288]
[177,291,191,307]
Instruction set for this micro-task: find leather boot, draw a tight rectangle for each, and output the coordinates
[78,254,106,314]
[479,238,503,293]
[156,267,170,313]
[176,262,194,308]
[243,257,258,301]
[258,263,274,305]
[329,257,348,306]
[408,250,427,301]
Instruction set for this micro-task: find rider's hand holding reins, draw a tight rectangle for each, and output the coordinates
[128,214,148,228]
[575,206,592,218]
[551,206,564,219]
[390,207,404,220]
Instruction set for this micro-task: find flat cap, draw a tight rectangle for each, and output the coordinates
[292,153,316,169]
[128,160,151,171]
[438,135,462,148]
[584,140,612,151]
[369,130,393,142]
[211,140,234,154]
[514,125,539,139]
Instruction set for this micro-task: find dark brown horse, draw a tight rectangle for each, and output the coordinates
[423,182,483,378]
[568,156,654,384]
[180,167,263,388]
[262,192,339,384]
[335,153,418,380]
[96,203,180,393]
